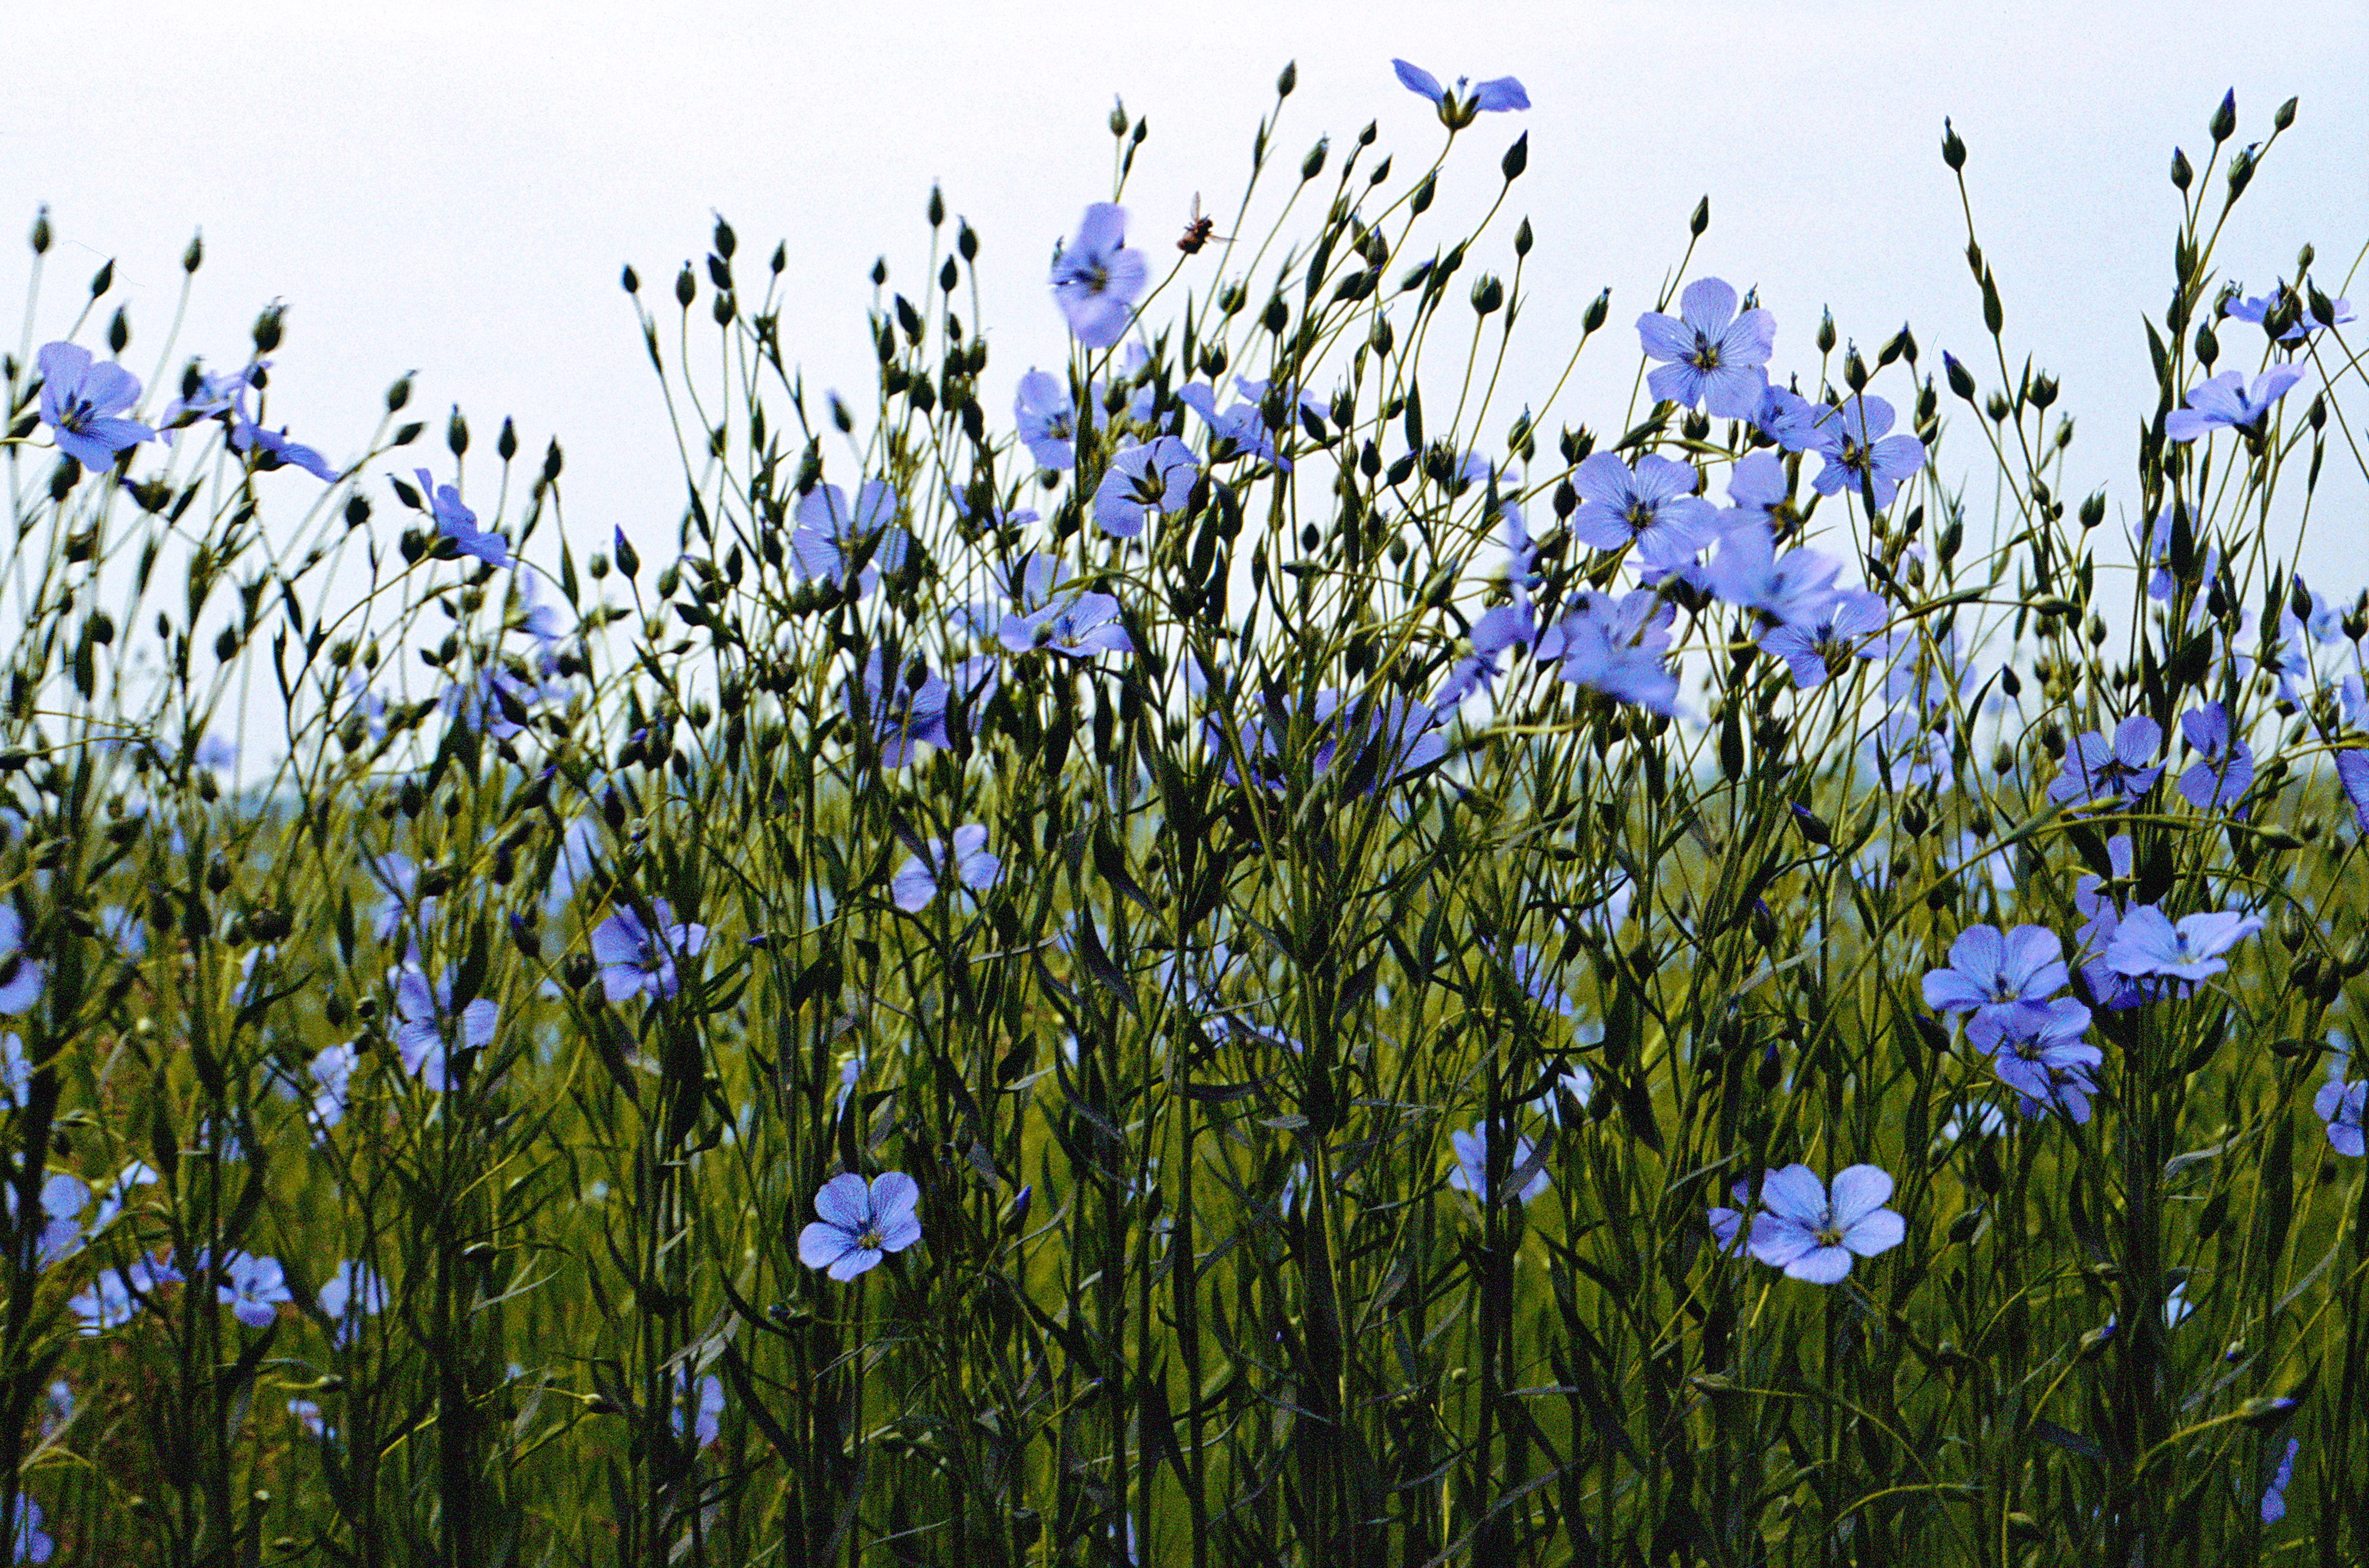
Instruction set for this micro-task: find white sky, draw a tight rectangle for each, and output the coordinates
[9,1,2367,637]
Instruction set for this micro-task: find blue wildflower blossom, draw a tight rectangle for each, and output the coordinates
[852,649,992,766]
[219,1251,293,1329]
[2262,1438,2300,1524]
[1050,205,1147,349]
[2340,750,2369,835]
[996,556,1132,659]
[1448,1124,1549,1205]
[1091,436,1197,538]
[2048,716,2163,806]
[1537,589,1679,715]
[1974,998,2101,1123]
[1759,589,1889,689]
[1703,523,1842,626]
[2317,1079,2365,1157]
[1745,1164,1905,1284]
[2228,280,2354,343]
[1809,394,1924,510]
[1637,278,1775,419]
[1209,688,1447,793]
[36,342,154,471]
[1721,450,1793,533]
[674,1368,725,1451]
[390,965,498,1090]
[0,905,44,1015]
[798,1171,922,1281]
[161,360,262,439]
[1014,370,1082,469]
[590,899,708,1003]
[231,421,339,480]
[1705,1180,1755,1257]
[404,468,511,567]
[2163,366,2303,442]
[1751,385,1828,453]
[1923,924,2070,1033]
[792,480,909,597]
[892,825,1002,912]
[1567,452,1718,573]
[10,1498,51,1563]
[2176,701,2254,812]
[318,1260,388,1345]
[1390,58,1529,123]
[1177,379,1307,468]
[2105,905,2262,984]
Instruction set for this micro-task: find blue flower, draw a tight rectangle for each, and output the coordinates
[1703,523,1841,626]
[674,1368,725,1451]
[798,1171,922,1281]
[2163,366,2303,442]
[1704,1180,1755,1257]
[2176,701,2254,812]
[69,1257,179,1336]
[1537,589,1679,714]
[1637,279,1775,419]
[35,341,154,471]
[318,1260,389,1345]
[1750,385,1828,454]
[998,561,1132,662]
[389,965,498,1090]
[1050,205,1148,350]
[892,825,1002,912]
[2104,905,2261,984]
[1809,395,1924,511]
[232,421,340,481]
[1745,1164,1905,1284]
[0,905,44,1015]
[792,481,909,597]
[1721,450,1794,532]
[590,899,708,1003]
[219,1251,293,1329]
[1208,689,1447,793]
[2228,280,2355,343]
[307,1041,355,1130]
[1390,58,1529,125]
[1091,436,1197,538]
[404,468,511,567]
[1447,1124,1549,1205]
[2317,1078,2365,1158]
[1974,998,2101,1123]
[10,1498,51,1564]
[1758,589,1889,689]
[852,649,993,766]
[2262,1438,2300,1525]
[2335,749,2369,834]
[1921,924,2070,1031]
[161,360,263,439]
[1,1172,88,1269]
[2048,716,2163,806]
[1014,370,1083,469]
[1566,452,1718,572]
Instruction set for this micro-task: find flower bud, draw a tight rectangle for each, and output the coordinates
[1501,132,1528,182]
[1941,119,1966,170]
[2208,89,2236,145]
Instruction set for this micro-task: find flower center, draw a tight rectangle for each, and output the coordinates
[855,1225,884,1250]
[1813,1221,1846,1248]
[1687,335,1722,373]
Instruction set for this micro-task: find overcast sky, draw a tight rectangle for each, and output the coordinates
[9,1,2366,624]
